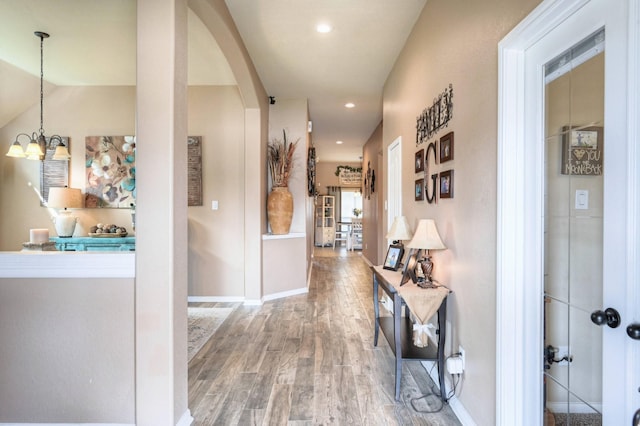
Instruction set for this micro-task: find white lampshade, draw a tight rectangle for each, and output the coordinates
[407,219,446,250]
[52,144,71,160]
[6,141,26,158]
[386,216,413,241]
[47,187,83,209]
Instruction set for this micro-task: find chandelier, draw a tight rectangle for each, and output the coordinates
[6,31,70,161]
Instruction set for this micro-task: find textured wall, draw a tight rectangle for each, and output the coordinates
[382,0,541,423]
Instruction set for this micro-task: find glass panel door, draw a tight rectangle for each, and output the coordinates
[543,31,605,425]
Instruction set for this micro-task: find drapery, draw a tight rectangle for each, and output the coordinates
[327,186,342,221]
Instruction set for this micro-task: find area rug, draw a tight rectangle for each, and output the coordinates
[188,306,235,361]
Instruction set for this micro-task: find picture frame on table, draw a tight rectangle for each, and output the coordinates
[383,244,404,271]
[439,131,454,163]
[400,249,418,286]
[439,170,453,199]
[415,149,425,172]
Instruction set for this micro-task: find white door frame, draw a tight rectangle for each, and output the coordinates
[496,0,640,424]
[387,136,402,240]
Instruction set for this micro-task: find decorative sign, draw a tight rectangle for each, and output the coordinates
[561,126,602,175]
[187,136,202,206]
[416,84,454,146]
[40,136,70,205]
[339,170,362,185]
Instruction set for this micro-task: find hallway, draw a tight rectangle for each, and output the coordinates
[188,248,461,425]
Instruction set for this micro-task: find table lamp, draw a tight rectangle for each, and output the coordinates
[47,186,83,237]
[406,219,446,288]
[385,216,413,247]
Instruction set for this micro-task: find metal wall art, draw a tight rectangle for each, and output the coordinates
[416,84,454,146]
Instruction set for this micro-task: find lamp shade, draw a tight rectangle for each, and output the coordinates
[385,216,413,241]
[407,219,446,250]
[47,187,83,209]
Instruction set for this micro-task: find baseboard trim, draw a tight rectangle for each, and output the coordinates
[421,360,476,426]
[188,296,245,303]
[176,409,194,426]
[262,287,309,302]
[0,423,134,426]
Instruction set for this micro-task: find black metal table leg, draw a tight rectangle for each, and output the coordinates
[393,292,403,401]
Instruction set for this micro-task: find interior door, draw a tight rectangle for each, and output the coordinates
[537,1,635,424]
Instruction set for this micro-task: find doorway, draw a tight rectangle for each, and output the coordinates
[496,0,639,424]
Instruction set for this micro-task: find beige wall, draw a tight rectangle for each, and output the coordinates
[262,98,312,298]
[362,122,383,265]
[268,98,310,234]
[188,85,246,297]
[314,161,362,194]
[0,85,136,250]
[0,277,135,423]
[0,84,252,300]
[382,0,541,423]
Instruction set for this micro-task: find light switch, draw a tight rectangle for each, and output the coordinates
[575,190,588,210]
[211,200,219,210]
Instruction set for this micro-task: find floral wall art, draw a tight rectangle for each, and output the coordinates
[85,136,136,208]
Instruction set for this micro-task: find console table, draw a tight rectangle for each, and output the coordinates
[50,236,136,252]
[371,265,449,401]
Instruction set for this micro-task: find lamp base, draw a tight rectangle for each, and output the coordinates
[54,210,78,237]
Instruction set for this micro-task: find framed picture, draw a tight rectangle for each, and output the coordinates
[400,249,418,286]
[383,244,404,271]
[85,135,136,208]
[561,126,602,175]
[440,131,454,163]
[415,149,425,172]
[440,170,454,199]
[415,178,424,201]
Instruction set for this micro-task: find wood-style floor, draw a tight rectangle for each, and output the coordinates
[188,247,461,425]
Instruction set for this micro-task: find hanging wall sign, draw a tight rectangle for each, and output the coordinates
[416,84,454,146]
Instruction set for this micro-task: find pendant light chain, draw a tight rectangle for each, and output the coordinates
[38,32,45,136]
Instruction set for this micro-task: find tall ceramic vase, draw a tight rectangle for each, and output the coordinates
[267,186,293,234]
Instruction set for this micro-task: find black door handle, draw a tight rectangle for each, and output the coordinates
[627,323,640,340]
[590,308,621,328]
[633,407,640,426]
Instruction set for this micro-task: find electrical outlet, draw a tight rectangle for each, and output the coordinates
[459,345,465,370]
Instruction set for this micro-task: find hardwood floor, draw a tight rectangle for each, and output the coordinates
[188,247,461,425]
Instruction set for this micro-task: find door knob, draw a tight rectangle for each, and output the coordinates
[627,323,640,340]
[590,308,621,328]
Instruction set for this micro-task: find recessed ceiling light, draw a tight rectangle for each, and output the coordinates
[336,140,343,145]
[345,102,355,108]
[316,23,333,33]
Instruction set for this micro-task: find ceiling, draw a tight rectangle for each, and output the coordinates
[0,0,426,163]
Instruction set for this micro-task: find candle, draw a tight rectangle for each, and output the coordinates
[29,228,49,244]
